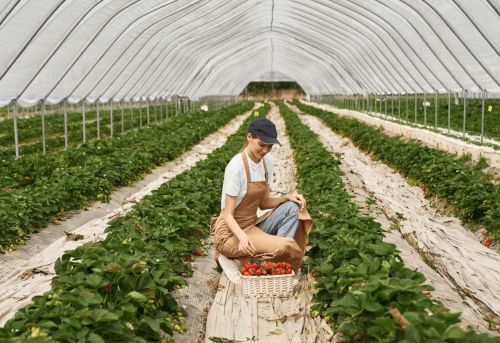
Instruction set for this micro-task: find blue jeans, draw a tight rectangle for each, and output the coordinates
[257,201,300,238]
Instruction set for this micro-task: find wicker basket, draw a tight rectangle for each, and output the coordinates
[240,271,295,298]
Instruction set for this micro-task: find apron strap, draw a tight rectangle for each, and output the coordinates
[241,151,252,184]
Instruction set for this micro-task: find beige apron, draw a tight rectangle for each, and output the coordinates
[211,151,312,270]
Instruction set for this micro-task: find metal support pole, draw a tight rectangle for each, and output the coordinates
[110,101,113,138]
[391,95,394,117]
[129,101,133,128]
[423,91,427,126]
[160,99,163,122]
[434,90,438,129]
[64,99,68,149]
[82,101,87,143]
[463,89,467,138]
[41,100,46,154]
[139,101,143,128]
[384,96,387,117]
[13,101,19,158]
[414,93,418,124]
[397,94,400,120]
[121,101,124,134]
[480,90,485,143]
[96,101,100,139]
[406,94,409,122]
[147,99,150,126]
[154,100,157,124]
[447,91,451,133]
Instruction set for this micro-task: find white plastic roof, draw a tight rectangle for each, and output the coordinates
[0,0,499,106]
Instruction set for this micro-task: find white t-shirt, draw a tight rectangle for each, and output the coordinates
[220,150,273,210]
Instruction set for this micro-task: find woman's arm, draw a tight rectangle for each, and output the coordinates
[260,192,307,210]
[223,195,256,256]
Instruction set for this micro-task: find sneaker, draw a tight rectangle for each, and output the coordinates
[218,255,241,284]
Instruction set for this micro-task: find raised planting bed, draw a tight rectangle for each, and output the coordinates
[0,103,271,342]
[294,100,499,243]
[278,101,499,342]
[0,102,253,253]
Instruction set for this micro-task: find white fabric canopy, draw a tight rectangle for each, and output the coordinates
[0,0,499,106]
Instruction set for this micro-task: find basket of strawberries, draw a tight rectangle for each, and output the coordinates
[240,260,295,298]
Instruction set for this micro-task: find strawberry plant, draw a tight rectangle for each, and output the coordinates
[0,102,254,253]
[294,100,499,242]
[0,103,271,341]
[278,102,499,342]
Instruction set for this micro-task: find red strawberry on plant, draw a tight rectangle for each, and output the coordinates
[192,248,201,256]
[485,237,492,248]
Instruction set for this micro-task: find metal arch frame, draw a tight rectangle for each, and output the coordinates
[79,0,221,102]
[395,0,483,90]
[368,0,468,90]
[17,0,113,101]
[184,35,354,97]
[128,2,394,98]
[0,0,65,80]
[124,2,258,100]
[287,0,419,94]
[49,0,188,103]
[191,48,328,97]
[420,0,500,87]
[317,0,445,92]
[68,0,193,101]
[180,34,342,97]
[158,28,360,98]
[0,0,499,104]
[155,31,337,97]
[282,7,414,93]
[154,23,369,98]
[0,0,22,28]
[94,0,252,101]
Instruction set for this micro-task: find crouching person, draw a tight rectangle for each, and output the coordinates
[210,118,312,284]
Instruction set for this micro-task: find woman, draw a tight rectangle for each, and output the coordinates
[211,118,312,284]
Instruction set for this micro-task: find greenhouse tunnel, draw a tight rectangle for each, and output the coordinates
[0,0,499,342]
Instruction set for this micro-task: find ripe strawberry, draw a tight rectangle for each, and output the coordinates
[192,248,201,256]
[485,238,492,248]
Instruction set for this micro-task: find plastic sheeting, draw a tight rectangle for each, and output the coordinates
[0,0,499,106]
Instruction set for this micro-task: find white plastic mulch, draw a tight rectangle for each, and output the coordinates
[0,106,258,326]
[291,103,499,334]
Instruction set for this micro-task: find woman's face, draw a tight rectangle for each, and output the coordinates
[247,133,273,160]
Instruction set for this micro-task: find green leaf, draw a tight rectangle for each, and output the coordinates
[126,291,147,303]
[442,325,465,340]
[87,332,105,343]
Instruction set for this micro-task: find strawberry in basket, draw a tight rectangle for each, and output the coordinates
[240,261,293,276]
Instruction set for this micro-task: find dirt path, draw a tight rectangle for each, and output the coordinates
[204,103,334,342]
[288,103,500,334]
[0,105,258,326]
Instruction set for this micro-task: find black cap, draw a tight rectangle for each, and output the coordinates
[248,118,281,145]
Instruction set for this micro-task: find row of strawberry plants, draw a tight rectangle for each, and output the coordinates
[0,102,253,253]
[320,95,500,141]
[293,100,499,241]
[0,104,176,158]
[0,103,270,342]
[278,102,498,342]
[0,110,173,190]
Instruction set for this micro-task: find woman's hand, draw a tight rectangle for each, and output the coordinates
[286,192,307,210]
[237,232,256,256]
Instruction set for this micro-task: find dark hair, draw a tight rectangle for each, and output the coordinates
[239,133,257,152]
